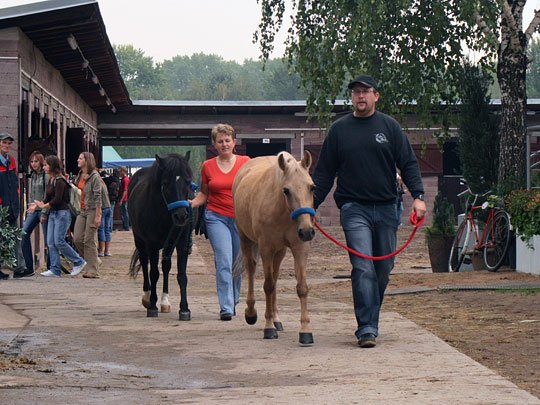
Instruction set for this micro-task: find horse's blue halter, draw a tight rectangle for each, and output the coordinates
[290,207,316,220]
[167,200,190,211]
[161,183,190,212]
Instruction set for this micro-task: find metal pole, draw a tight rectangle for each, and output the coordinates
[300,132,304,159]
[527,130,531,190]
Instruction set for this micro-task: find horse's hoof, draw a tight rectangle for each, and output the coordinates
[274,321,284,331]
[263,328,278,339]
[299,332,314,345]
[245,314,257,325]
[147,308,159,317]
[161,304,171,313]
[179,310,191,321]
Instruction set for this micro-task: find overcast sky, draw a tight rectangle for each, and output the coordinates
[0,0,291,62]
[0,0,538,63]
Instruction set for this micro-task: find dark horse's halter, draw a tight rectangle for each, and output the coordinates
[160,182,190,211]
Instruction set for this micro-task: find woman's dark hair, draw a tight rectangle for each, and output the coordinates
[45,155,63,177]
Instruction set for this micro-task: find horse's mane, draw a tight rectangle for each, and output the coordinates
[149,153,192,185]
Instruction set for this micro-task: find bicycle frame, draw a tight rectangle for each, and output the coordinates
[463,203,497,252]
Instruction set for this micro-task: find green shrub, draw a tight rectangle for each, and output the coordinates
[0,207,23,268]
[505,189,540,246]
[425,192,456,239]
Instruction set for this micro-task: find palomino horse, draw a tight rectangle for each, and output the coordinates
[128,153,195,320]
[233,151,316,344]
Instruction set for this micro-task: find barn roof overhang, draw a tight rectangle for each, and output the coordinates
[0,0,131,113]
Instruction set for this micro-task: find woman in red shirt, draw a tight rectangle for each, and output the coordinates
[190,124,250,321]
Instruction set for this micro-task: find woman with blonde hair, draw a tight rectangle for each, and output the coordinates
[190,124,250,320]
[73,152,102,278]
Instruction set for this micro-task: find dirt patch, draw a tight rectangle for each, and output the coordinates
[195,223,540,397]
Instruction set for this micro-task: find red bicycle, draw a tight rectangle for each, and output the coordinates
[448,180,511,272]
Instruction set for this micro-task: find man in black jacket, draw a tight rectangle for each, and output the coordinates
[0,132,28,279]
[313,75,427,348]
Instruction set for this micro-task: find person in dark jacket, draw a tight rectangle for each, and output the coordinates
[0,132,27,279]
[312,75,427,348]
[35,155,86,277]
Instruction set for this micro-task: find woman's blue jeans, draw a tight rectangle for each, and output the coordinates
[98,207,113,242]
[340,202,398,338]
[21,210,49,272]
[47,209,85,276]
[205,209,242,315]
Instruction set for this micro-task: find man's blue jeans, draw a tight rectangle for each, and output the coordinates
[21,210,49,272]
[205,209,242,316]
[98,207,113,242]
[340,202,398,338]
[47,209,85,276]
[120,202,129,230]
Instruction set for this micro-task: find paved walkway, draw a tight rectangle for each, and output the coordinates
[0,245,538,404]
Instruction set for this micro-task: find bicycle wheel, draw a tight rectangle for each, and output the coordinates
[449,220,470,272]
[484,210,511,272]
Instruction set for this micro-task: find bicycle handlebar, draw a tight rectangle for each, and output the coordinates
[457,179,492,205]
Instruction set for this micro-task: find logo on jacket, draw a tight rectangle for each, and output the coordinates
[374,133,388,144]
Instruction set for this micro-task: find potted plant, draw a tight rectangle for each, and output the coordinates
[505,189,540,274]
[0,206,24,269]
[425,192,456,272]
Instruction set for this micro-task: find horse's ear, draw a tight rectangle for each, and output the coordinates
[185,150,191,162]
[278,152,287,172]
[301,150,312,170]
[155,154,163,168]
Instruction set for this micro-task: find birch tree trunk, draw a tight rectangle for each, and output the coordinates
[497,1,528,193]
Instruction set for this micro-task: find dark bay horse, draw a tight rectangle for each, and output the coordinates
[233,151,316,344]
[128,153,195,320]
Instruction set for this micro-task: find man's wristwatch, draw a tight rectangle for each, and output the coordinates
[415,194,425,201]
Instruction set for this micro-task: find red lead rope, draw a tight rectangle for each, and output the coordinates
[313,212,425,261]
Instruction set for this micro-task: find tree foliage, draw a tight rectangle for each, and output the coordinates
[255,0,540,192]
[527,37,540,98]
[113,47,306,101]
[458,64,500,194]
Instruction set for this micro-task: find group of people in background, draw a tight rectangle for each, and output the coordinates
[0,131,131,280]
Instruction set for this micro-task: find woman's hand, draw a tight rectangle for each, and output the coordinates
[35,200,45,209]
[27,202,36,214]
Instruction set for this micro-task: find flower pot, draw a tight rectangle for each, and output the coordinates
[427,234,454,273]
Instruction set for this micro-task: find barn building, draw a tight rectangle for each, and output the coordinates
[1,0,539,269]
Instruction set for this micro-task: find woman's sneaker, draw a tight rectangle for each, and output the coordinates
[71,261,87,277]
[40,270,60,278]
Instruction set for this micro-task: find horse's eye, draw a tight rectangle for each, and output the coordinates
[283,188,290,196]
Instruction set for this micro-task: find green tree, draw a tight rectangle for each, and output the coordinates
[113,44,164,99]
[527,37,540,98]
[458,64,500,193]
[255,0,540,193]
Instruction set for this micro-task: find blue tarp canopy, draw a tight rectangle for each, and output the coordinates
[103,158,155,169]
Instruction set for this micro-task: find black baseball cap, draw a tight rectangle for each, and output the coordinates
[348,75,379,91]
[0,132,14,141]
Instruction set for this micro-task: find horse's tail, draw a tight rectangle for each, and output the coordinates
[232,244,259,278]
[128,248,141,279]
